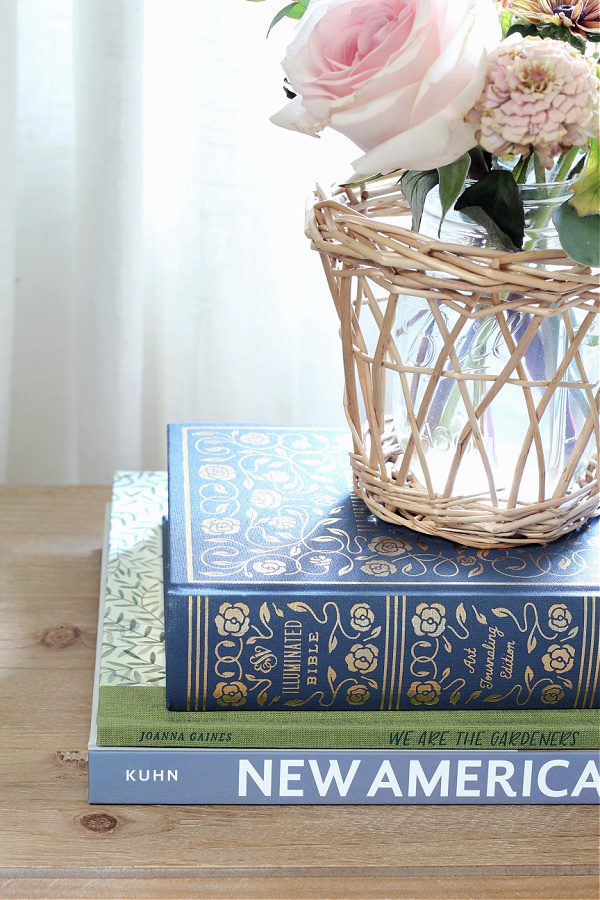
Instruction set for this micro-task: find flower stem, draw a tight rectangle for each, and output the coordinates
[513,154,532,184]
[533,152,547,193]
[553,146,580,189]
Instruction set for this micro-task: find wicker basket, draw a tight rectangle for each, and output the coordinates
[306,175,599,548]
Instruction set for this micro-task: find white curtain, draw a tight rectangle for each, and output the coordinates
[0,0,353,484]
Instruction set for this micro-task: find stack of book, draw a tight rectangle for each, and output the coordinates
[88,424,600,805]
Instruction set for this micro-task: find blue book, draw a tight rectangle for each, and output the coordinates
[89,500,600,806]
[88,746,600,805]
[165,424,600,713]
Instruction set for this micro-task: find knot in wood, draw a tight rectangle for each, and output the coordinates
[79,813,118,833]
[41,625,81,649]
[56,750,88,769]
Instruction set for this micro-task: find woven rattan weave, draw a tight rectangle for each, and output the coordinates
[307,175,599,548]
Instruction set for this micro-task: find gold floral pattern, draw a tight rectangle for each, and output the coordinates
[542,643,576,674]
[252,559,287,576]
[250,646,278,673]
[361,560,397,577]
[367,536,411,556]
[202,517,240,536]
[213,680,247,707]
[548,603,573,633]
[251,489,281,509]
[350,603,375,632]
[346,684,371,705]
[198,464,236,481]
[541,684,565,704]
[345,642,379,674]
[215,602,250,638]
[407,680,442,706]
[411,602,446,638]
[265,470,290,484]
[239,432,271,446]
[268,515,296,530]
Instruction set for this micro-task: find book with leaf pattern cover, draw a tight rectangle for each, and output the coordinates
[164,424,600,713]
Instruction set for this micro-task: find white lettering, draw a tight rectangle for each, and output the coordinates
[126,770,135,782]
[408,760,450,797]
[456,760,482,797]
[538,760,569,797]
[486,761,516,797]
[280,760,304,797]
[522,760,532,798]
[154,770,163,781]
[308,759,361,797]
[238,760,272,797]
[168,770,178,782]
[572,761,600,798]
[367,761,402,797]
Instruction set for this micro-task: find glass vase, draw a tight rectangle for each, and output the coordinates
[391,182,598,505]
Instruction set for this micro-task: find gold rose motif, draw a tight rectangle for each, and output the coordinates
[548,604,573,633]
[202,517,240,536]
[250,646,277,673]
[311,494,337,509]
[350,603,375,633]
[367,536,410,556]
[215,602,250,638]
[251,489,281,510]
[542,643,575,675]
[411,602,446,638]
[407,680,442,707]
[345,643,379,674]
[266,470,290,484]
[213,681,247,707]
[346,684,371,705]
[541,684,565,705]
[361,560,397,577]
[239,432,271,446]
[252,559,287,576]
[268,515,296,530]
[198,464,236,481]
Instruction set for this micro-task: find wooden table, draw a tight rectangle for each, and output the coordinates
[0,486,598,900]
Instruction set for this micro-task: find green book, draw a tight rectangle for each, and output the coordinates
[96,472,600,750]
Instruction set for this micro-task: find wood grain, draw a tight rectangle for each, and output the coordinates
[0,485,598,900]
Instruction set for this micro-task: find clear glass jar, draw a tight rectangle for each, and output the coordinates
[391,183,598,504]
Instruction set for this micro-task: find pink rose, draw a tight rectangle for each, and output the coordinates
[271,0,501,174]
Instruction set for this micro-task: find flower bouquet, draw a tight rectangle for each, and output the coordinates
[252,0,599,548]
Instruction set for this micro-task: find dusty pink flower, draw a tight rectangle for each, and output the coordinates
[271,0,502,174]
[466,36,598,168]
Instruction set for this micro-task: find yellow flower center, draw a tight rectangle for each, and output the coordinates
[521,62,553,92]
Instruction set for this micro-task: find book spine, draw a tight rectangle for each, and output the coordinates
[96,718,600,752]
[165,591,600,712]
[88,748,600,805]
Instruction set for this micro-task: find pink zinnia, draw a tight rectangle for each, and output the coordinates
[466,36,598,168]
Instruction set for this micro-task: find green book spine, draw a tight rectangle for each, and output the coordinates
[97,686,600,750]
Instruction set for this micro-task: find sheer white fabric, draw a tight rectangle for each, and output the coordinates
[0,1,351,483]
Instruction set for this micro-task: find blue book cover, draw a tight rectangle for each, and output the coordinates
[88,746,600,805]
[165,424,600,713]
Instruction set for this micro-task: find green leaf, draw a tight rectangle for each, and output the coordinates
[499,10,513,39]
[437,153,470,236]
[506,21,537,39]
[570,140,599,216]
[553,202,600,266]
[468,148,492,180]
[267,0,310,35]
[455,206,520,251]
[455,170,525,249]
[538,23,586,53]
[401,169,439,232]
